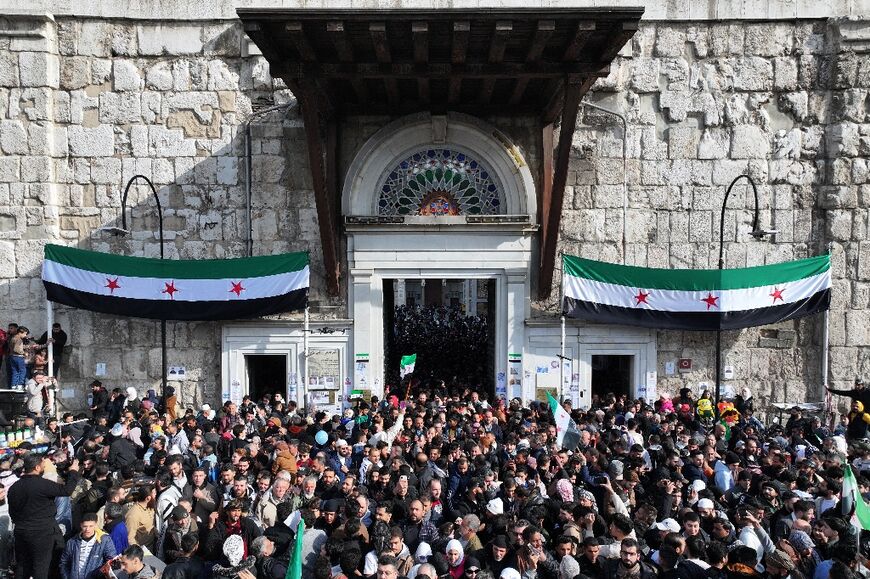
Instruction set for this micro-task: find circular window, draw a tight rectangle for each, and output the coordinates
[377,148,504,216]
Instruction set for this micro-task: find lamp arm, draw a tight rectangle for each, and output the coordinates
[720,175,760,269]
[121,175,163,259]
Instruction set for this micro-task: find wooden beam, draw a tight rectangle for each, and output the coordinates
[563,21,596,61]
[598,21,638,63]
[412,21,430,103]
[509,20,555,104]
[274,61,600,79]
[449,20,470,104]
[479,20,512,103]
[528,20,556,62]
[369,22,399,106]
[285,21,317,61]
[369,22,391,62]
[540,78,565,124]
[299,84,340,296]
[538,78,592,300]
[326,21,368,103]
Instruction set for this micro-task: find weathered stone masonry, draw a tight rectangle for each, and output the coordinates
[0,3,867,413]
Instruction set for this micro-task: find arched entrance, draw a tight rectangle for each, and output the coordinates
[343,112,537,400]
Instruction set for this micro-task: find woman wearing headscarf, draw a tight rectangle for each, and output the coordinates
[446,539,466,579]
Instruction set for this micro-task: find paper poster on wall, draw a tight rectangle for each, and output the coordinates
[508,353,522,400]
[288,373,298,402]
[230,379,243,405]
[536,387,558,404]
[355,353,369,390]
[308,349,341,391]
[496,371,507,400]
[645,371,658,402]
[665,361,676,376]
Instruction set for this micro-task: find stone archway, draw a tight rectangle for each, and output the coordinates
[342,112,537,400]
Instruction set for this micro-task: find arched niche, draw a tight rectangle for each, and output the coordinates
[342,112,536,220]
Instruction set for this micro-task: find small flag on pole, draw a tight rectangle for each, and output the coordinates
[842,465,870,531]
[286,518,305,579]
[400,354,417,378]
[547,392,581,451]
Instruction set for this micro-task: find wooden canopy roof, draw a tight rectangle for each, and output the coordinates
[239,8,641,121]
[238,7,643,298]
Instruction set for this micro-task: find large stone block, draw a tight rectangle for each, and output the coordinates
[68,125,114,157]
[731,57,774,91]
[773,57,798,91]
[668,126,700,159]
[18,53,59,88]
[137,25,204,56]
[0,120,28,155]
[149,126,196,157]
[630,57,660,93]
[655,27,687,57]
[99,92,141,124]
[145,61,173,91]
[0,241,13,278]
[77,21,113,57]
[731,125,770,159]
[698,129,730,159]
[113,60,142,91]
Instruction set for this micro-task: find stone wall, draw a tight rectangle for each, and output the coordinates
[0,4,868,412]
[547,18,870,409]
[0,14,324,410]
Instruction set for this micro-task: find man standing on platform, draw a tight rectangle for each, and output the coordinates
[9,452,81,579]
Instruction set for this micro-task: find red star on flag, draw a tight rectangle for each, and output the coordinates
[162,281,180,300]
[229,281,245,297]
[105,277,121,294]
[701,293,719,310]
[634,290,651,306]
[770,287,785,303]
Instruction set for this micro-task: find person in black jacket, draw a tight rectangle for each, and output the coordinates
[89,380,108,418]
[8,452,80,579]
[162,532,206,579]
[203,499,262,562]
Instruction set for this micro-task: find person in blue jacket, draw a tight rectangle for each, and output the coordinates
[59,512,118,579]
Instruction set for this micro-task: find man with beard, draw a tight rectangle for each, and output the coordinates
[402,499,440,553]
[330,439,356,482]
[316,499,343,535]
[317,467,342,502]
[602,538,656,579]
[450,478,486,520]
[189,466,220,525]
[157,506,198,565]
[480,535,516,578]
[203,499,262,561]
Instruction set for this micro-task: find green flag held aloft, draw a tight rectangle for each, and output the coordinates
[400,354,417,378]
[286,519,305,579]
[842,465,870,531]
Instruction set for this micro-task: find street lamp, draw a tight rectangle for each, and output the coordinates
[714,174,778,411]
[100,175,167,401]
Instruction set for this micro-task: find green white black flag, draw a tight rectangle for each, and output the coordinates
[547,392,580,451]
[562,254,831,331]
[400,354,417,378]
[42,244,308,321]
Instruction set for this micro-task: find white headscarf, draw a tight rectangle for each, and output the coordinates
[445,539,464,567]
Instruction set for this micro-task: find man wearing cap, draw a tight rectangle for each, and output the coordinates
[157,505,198,565]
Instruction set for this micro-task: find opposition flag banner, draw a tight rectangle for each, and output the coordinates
[400,354,417,378]
[286,518,305,579]
[562,254,831,331]
[842,465,870,531]
[547,392,581,451]
[42,244,309,321]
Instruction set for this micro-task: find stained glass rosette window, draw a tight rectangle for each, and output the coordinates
[377,149,504,216]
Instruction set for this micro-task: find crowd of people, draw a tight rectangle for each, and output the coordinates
[389,305,490,386]
[0,341,868,579]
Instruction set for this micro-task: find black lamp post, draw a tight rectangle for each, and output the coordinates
[714,174,777,411]
[105,175,167,401]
